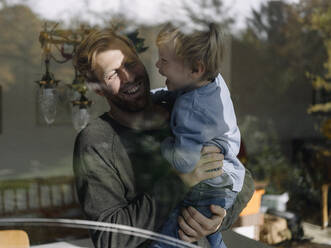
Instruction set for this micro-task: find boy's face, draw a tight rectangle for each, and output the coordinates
[155,42,194,91]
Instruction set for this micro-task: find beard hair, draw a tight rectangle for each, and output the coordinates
[107,80,150,113]
[110,96,148,112]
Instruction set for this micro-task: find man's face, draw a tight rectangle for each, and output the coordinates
[155,42,194,91]
[94,39,150,112]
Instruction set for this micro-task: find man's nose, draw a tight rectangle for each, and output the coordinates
[120,68,135,83]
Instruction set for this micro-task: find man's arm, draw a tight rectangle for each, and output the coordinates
[176,147,255,242]
[177,167,255,243]
[73,132,156,248]
[220,167,255,230]
[176,147,224,187]
[175,168,254,242]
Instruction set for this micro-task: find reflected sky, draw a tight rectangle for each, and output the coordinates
[3,0,300,30]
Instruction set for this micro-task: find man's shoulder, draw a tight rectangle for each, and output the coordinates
[75,114,117,146]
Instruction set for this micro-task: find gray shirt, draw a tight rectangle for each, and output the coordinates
[73,113,187,247]
[73,106,255,247]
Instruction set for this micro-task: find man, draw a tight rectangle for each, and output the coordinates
[73,29,254,248]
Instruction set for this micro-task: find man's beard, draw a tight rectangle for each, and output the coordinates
[106,77,150,113]
[110,94,148,112]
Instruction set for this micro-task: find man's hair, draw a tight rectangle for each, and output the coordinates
[73,29,138,82]
[156,23,223,81]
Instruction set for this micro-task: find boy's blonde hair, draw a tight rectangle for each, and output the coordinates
[73,29,138,82]
[156,23,223,81]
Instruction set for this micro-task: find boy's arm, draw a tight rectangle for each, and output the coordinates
[212,73,241,157]
[161,100,221,173]
[176,146,224,187]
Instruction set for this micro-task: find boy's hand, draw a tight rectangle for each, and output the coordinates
[177,146,224,187]
[178,205,226,242]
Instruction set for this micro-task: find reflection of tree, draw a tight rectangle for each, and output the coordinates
[178,0,233,32]
[233,1,328,140]
[231,2,331,223]
[248,1,326,93]
[74,0,232,33]
[239,115,294,194]
[0,4,73,91]
[0,5,41,90]
[233,1,330,198]
[308,1,331,115]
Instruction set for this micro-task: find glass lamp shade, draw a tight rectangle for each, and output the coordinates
[67,87,81,102]
[72,106,90,132]
[38,87,57,124]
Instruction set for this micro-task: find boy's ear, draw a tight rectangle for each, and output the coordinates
[191,60,205,78]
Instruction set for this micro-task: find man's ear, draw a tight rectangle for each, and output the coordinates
[191,60,205,79]
[95,88,105,97]
[88,81,105,96]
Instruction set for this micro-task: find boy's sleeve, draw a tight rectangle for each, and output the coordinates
[161,98,220,173]
[212,74,241,157]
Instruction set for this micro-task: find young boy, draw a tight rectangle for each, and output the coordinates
[151,24,246,248]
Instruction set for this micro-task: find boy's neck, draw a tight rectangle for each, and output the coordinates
[196,79,211,88]
[183,79,211,92]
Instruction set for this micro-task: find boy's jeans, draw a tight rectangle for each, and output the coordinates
[151,183,238,248]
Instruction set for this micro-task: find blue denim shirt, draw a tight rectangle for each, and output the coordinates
[153,74,245,192]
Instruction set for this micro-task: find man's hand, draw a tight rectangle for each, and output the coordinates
[178,146,224,187]
[178,205,226,242]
